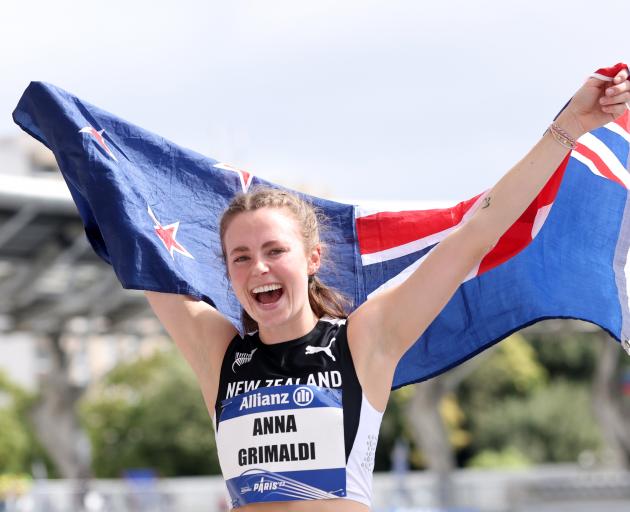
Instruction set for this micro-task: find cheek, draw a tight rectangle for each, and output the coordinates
[227,266,246,292]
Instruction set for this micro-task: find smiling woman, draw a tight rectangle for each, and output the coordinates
[147,186,389,510]
[219,188,348,338]
[140,65,630,510]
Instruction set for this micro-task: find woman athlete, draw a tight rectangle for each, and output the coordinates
[145,67,630,511]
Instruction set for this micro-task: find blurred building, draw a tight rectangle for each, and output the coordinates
[0,134,164,392]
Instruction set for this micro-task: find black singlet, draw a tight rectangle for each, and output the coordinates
[214,317,362,461]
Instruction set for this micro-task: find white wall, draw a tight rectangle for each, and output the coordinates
[0,332,39,391]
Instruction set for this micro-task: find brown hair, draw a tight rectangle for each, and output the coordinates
[220,186,349,332]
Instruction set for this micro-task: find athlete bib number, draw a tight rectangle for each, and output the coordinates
[216,384,346,508]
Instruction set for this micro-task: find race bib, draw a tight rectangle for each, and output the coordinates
[216,384,346,508]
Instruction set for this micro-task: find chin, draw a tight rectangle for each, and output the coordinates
[252,311,289,330]
[243,304,283,327]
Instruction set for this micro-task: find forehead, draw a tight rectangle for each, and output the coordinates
[223,208,301,247]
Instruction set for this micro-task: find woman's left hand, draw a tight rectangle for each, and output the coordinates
[565,65,629,136]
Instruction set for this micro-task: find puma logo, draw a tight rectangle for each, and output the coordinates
[305,337,336,361]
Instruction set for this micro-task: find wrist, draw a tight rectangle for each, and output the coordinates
[554,109,587,140]
[547,122,577,150]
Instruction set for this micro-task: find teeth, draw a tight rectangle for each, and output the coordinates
[252,283,283,294]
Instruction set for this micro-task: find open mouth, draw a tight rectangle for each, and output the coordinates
[251,283,284,305]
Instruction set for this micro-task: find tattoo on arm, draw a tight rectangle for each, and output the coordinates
[482,196,492,209]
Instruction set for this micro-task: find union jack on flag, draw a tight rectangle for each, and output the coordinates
[13,64,630,389]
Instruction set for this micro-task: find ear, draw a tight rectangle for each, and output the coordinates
[307,244,322,276]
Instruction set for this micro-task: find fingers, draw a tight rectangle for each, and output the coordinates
[599,99,628,117]
[605,77,630,97]
[601,103,627,118]
[614,66,629,83]
[600,90,629,105]
[599,71,630,115]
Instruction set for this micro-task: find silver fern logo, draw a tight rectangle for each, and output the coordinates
[232,348,257,373]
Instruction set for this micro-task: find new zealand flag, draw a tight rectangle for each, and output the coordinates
[13,65,630,389]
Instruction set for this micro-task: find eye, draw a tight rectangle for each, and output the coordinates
[233,255,250,263]
[269,247,286,256]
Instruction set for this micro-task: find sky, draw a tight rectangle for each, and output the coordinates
[1,0,628,202]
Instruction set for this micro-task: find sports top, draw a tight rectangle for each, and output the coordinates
[213,317,383,509]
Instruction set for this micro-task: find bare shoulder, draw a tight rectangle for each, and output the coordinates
[144,291,237,380]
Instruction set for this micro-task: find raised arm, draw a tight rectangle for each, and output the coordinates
[144,292,237,400]
[349,66,630,397]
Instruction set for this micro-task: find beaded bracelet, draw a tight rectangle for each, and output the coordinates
[547,122,577,150]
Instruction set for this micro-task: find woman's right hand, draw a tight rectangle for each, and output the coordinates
[564,64,629,136]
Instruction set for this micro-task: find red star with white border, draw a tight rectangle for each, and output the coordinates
[214,162,253,192]
[79,126,118,161]
[147,206,194,260]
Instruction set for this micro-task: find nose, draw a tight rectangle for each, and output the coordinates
[253,257,270,275]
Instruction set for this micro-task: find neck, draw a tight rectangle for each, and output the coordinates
[258,309,319,344]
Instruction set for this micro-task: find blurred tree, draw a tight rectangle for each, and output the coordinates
[440,393,470,452]
[459,331,603,466]
[80,348,220,477]
[29,330,91,479]
[459,333,548,406]
[374,386,425,471]
[0,371,50,475]
[0,408,30,473]
[591,332,630,468]
[528,330,598,381]
[467,446,530,469]
[467,379,602,464]
[527,327,629,467]
[455,333,545,466]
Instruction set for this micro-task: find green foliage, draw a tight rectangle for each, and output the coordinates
[0,474,32,499]
[456,332,604,467]
[0,370,48,475]
[467,446,531,469]
[459,333,548,404]
[79,349,220,477]
[528,331,598,381]
[465,379,602,464]
[0,408,30,472]
[441,393,471,450]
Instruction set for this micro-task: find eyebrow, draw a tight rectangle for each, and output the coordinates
[228,240,284,256]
